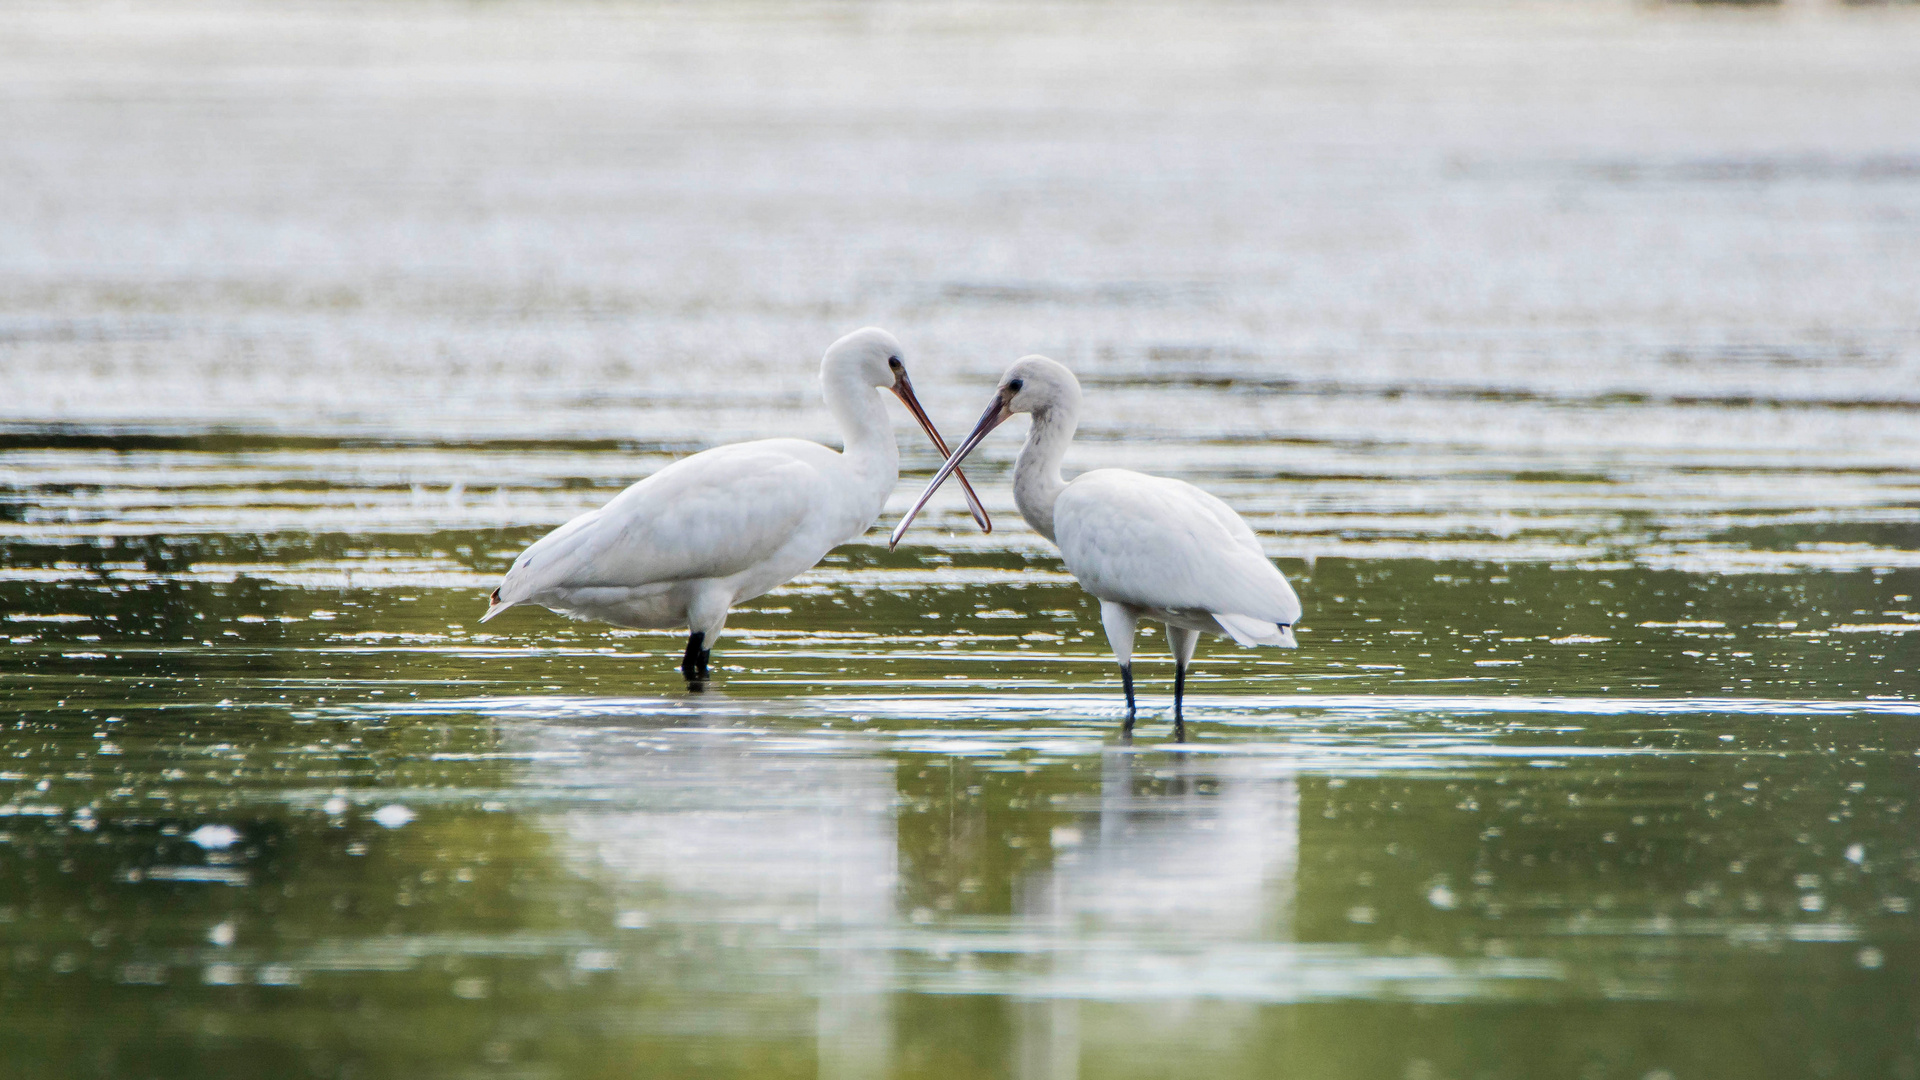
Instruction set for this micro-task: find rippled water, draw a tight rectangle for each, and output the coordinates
[4,0,1920,1077]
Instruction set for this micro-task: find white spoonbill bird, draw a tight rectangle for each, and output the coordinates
[889,355,1301,738]
[483,328,991,680]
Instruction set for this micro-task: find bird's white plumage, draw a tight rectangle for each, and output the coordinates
[487,438,867,630]
[483,327,988,664]
[889,353,1303,728]
[1054,469,1301,643]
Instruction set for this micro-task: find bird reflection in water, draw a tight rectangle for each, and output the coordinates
[512,708,901,1078]
[506,708,1296,1080]
[1009,750,1299,1079]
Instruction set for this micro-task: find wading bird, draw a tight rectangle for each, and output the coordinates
[890,355,1300,739]
[483,328,990,680]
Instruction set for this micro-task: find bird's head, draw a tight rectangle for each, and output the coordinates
[822,326,910,391]
[994,354,1081,419]
[887,354,1081,550]
[822,326,993,533]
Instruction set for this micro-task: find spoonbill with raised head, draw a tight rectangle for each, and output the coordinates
[890,355,1300,739]
[483,328,990,680]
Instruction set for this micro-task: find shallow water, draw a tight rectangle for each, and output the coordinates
[4,0,1920,1077]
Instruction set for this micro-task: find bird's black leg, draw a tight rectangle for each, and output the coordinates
[1173,662,1188,743]
[680,632,706,681]
[1120,663,1136,740]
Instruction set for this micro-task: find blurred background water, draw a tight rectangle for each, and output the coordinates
[1,0,1918,1077]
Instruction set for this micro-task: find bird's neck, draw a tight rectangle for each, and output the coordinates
[1013,403,1075,543]
[824,370,899,496]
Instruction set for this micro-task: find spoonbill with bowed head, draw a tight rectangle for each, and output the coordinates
[483,328,990,681]
[890,355,1301,739]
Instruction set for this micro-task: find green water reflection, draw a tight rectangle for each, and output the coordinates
[3,545,1916,1079]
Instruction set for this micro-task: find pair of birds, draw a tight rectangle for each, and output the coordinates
[483,327,1302,738]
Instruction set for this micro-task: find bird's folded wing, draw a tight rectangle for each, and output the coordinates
[1055,470,1302,626]
[500,442,830,596]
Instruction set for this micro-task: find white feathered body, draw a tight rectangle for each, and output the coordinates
[1052,469,1301,647]
[486,437,889,631]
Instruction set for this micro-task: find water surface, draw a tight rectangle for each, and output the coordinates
[3,1,1919,1077]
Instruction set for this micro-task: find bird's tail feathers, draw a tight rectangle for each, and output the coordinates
[1215,612,1298,649]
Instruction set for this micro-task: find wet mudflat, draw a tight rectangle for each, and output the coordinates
[3,0,1920,1077]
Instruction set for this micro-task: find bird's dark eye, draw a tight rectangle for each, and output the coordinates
[888,356,901,369]
[1007,378,1024,393]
